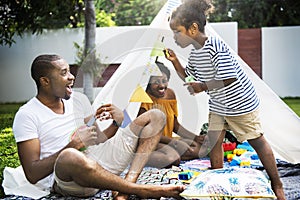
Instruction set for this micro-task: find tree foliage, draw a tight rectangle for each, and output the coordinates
[95,10,115,27]
[115,0,166,26]
[0,0,114,46]
[96,0,167,26]
[1,0,165,46]
[0,0,84,46]
[209,0,300,28]
[2,0,299,46]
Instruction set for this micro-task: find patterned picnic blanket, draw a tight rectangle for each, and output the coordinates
[2,167,182,200]
[2,159,300,200]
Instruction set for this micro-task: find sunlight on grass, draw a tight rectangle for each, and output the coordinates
[282,98,300,117]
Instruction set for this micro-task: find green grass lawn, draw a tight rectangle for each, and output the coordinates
[282,98,300,117]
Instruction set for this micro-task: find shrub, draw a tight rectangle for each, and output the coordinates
[0,114,14,130]
[0,103,22,198]
[0,127,20,197]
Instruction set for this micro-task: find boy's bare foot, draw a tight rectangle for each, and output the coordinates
[272,185,286,200]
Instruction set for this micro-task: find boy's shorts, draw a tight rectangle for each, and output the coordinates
[208,109,263,142]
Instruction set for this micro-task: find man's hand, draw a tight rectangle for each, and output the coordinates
[95,103,124,126]
[71,125,98,149]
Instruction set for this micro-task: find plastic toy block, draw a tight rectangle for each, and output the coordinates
[230,159,240,166]
[251,154,259,160]
[224,150,233,157]
[178,171,193,180]
[237,142,254,152]
[240,160,251,167]
[233,148,247,156]
[230,156,241,166]
[227,154,235,162]
[222,142,237,151]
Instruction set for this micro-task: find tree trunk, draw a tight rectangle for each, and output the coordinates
[83,0,96,102]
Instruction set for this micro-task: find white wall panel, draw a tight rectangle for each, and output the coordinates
[262,26,300,97]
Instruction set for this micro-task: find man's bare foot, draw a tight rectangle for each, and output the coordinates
[114,192,128,200]
[137,185,185,199]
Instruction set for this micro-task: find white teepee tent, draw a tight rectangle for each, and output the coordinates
[93,0,209,134]
[93,0,300,164]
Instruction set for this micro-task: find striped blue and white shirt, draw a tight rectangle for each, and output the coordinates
[185,36,259,116]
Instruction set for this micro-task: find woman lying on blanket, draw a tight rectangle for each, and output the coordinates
[138,61,207,168]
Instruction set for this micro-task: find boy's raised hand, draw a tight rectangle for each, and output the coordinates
[163,48,177,62]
